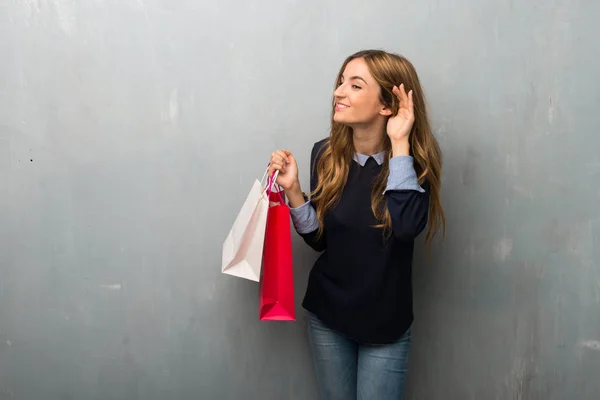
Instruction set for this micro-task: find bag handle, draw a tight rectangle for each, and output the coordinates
[259,164,271,187]
[267,174,285,204]
[263,163,285,204]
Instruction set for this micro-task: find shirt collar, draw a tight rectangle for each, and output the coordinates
[353,151,386,166]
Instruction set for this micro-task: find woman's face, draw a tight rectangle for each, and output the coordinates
[333,57,391,126]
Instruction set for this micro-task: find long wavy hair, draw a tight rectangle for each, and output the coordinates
[311,49,445,246]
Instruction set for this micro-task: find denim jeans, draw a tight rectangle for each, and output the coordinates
[307,311,411,400]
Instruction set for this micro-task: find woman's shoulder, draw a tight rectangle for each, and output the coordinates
[308,138,329,176]
[311,138,329,158]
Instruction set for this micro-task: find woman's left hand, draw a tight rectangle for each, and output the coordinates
[386,84,414,143]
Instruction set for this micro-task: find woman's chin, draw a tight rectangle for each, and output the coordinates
[333,113,350,125]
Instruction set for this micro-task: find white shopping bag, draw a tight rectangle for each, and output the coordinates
[222,168,278,281]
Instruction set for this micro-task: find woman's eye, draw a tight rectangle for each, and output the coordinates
[352,85,361,90]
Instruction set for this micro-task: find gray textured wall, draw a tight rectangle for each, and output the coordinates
[1,0,599,399]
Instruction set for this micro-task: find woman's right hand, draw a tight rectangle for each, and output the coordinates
[268,149,299,191]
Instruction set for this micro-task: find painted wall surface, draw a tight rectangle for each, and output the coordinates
[1,1,599,399]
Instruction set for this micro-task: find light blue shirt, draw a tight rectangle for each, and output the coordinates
[290,152,425,234]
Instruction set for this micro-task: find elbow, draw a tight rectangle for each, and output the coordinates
[393,230,422,243]
[392,216,428,242]
[310,243,326,252]
[303,241,326,253]
[386,191,430,242]
[299,230,326,252]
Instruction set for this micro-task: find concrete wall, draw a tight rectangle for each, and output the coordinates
[1,0,599,398]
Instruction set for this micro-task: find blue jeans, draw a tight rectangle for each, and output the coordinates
[307,312,411,400]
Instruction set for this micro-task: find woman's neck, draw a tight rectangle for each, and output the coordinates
[352,122,386,155]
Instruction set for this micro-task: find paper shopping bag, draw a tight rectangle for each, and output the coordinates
[259,187,296,321]
[222,169,276,282]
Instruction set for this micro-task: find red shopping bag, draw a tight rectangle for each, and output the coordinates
[259,183,296,321]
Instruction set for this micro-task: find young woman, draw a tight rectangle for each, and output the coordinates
[268,49,445,400]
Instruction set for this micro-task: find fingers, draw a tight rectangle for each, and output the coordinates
[392,84,404,99]
[275,150,290,162]
[268,161,285,176]
[392,84,415,117]
[269,149,294,175]
[392,85,400,103]
[273,150,295,164]
[393,83,409,104]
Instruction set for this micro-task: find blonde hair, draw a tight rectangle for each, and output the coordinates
[311,49,445,246]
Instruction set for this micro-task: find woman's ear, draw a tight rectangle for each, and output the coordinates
[379,105,393,117]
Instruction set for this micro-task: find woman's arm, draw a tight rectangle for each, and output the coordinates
[384,155,430,242]
[288,141,327,252]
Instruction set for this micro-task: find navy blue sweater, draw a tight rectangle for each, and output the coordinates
[295,139,430,344]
